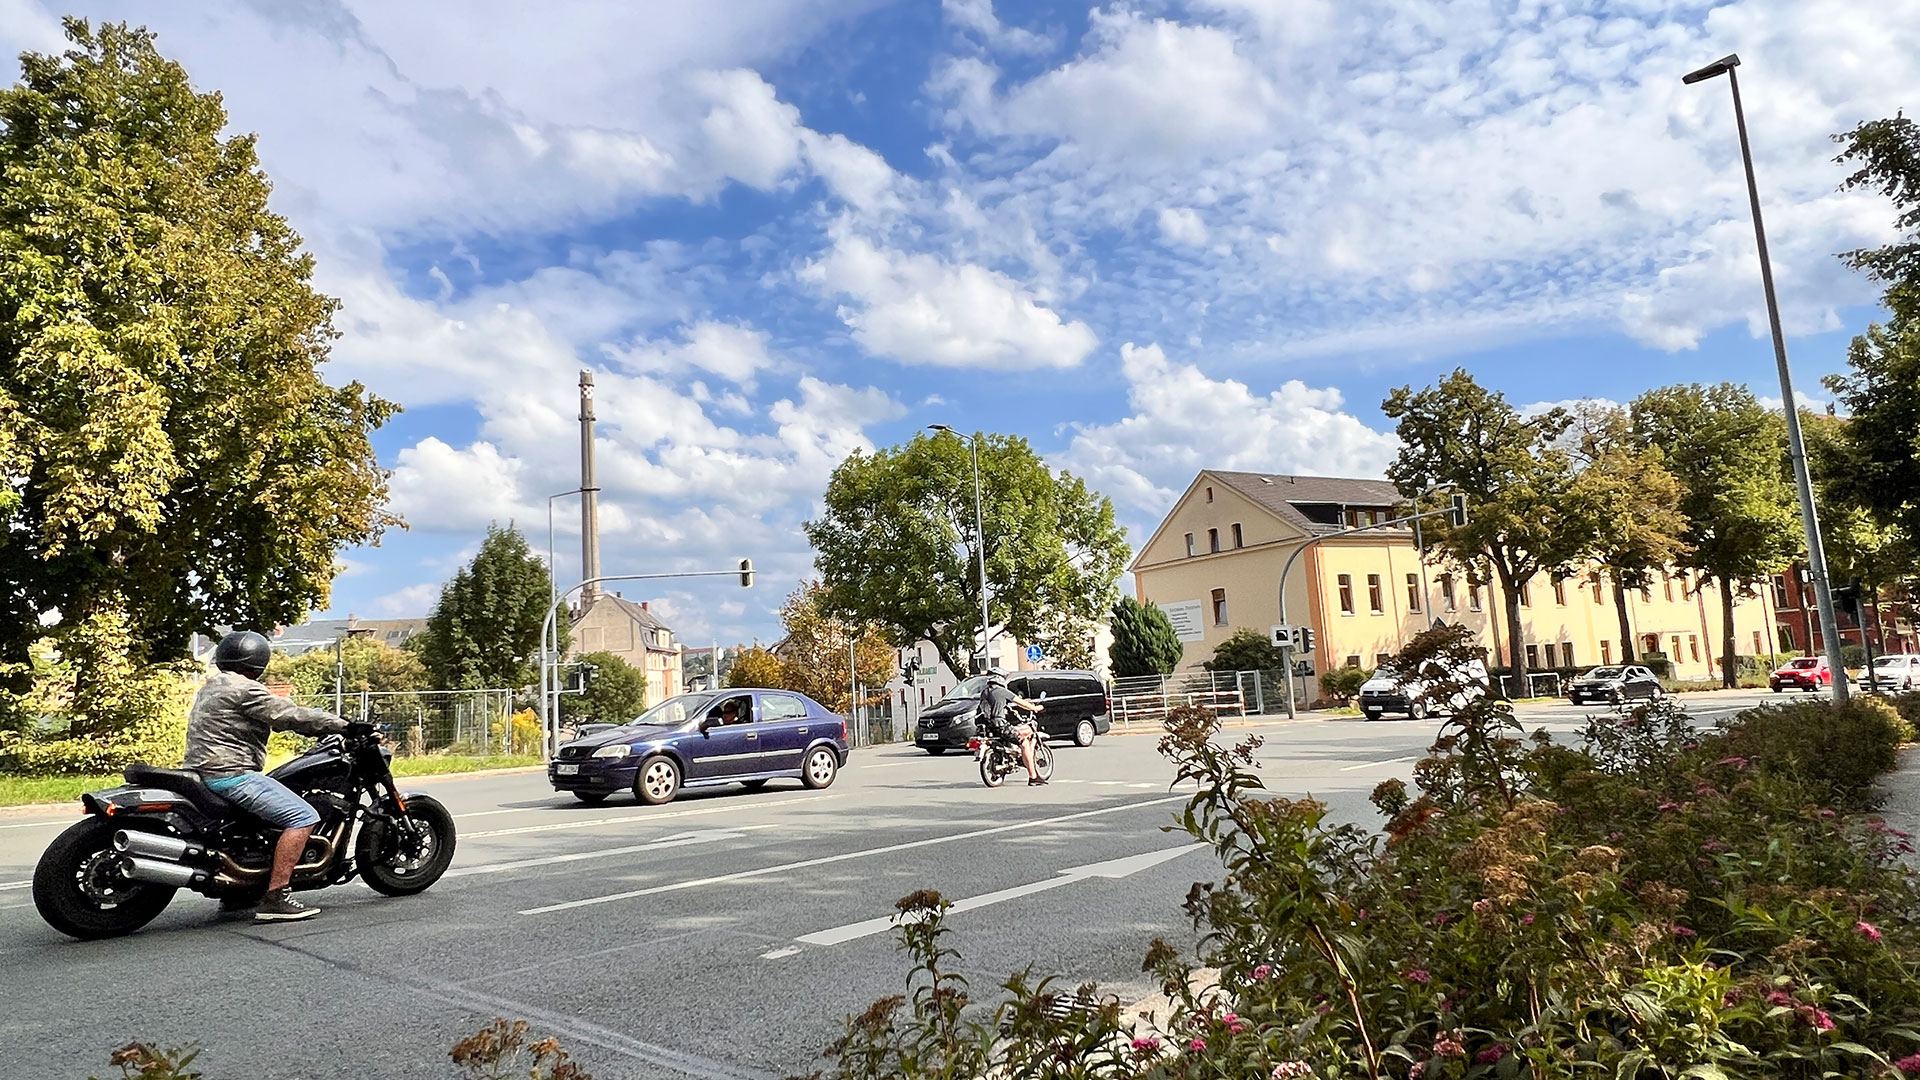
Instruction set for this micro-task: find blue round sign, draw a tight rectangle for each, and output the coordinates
[1025,644,1044,663]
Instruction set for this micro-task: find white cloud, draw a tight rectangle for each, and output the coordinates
[798,229,1098,369]
[1059,343,1400,518]
[386,438,526,531]
[1157,207,1208,247]
[941,0,1048,55]
[372,583,440,618]
[612,321,776,387]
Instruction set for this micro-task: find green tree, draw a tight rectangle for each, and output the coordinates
[726,646,790,690]
[1630,384,1800,687]
[560,651,647,725]
[804,431,1128,678]
[1108,597,1183,677]
[1802,410,1915,650]
[1383,370,1593,693]
[0,21,395,702]
[1563,401,1692,662]
[264,636,430,698]
[773,581,895,714]
[1204,628,1284,673]
[413,525,566,690]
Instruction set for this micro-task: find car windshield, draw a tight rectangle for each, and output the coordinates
[1585,667,1625,679]
[1788,659,1819,669]
[627,692,718,728]
[937,676,990,704]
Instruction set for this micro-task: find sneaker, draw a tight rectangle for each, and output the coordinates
[254,889,319,923]
[1028,776,1048,786]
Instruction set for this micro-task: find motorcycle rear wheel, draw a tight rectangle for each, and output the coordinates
[979,750,1007,788]
[357,795,457,896]
[33,818,176,940]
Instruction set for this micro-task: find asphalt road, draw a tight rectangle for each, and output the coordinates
[0,689,1778,1080]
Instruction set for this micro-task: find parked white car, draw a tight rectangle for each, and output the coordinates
[1862,654,1920,692]
[1358,657,1490,721]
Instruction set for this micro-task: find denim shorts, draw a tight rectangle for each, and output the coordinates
[205,772,321,830]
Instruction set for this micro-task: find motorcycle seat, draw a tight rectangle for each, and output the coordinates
[123,764,234,817]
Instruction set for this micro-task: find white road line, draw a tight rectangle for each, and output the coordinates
[856,761,915,770]
[520,793,1189,916]
[1340,756,1415,772]
[789,846,1207,949]
[462,794,836,838]
[759,946,802,960]
[447,824,783,878]
[0,818,72,831]
[453,807,554,819]
[0,880,29,891]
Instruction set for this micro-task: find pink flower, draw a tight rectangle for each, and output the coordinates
[1797,1006,1835,1031]
[1433,1035,1466,1059]
[1404,968,1432,984]
[1895,1052,1920,1074]
[1188,1037,1207,1053]
[1408,1063,1427,1080]
[1474,1044,1509,1065]
[1766,991,1794,1007]
[1271,1062,1313,1079]
[1251,964,1274,981]
[1658,801,1684,812]
[1521,913,1536,926]
[1432,911,1451,926]
[1858,921,1884,942]
[1131,1037,1161,1053]
[1717,756,1751,770]
[1819,809,1838,819]
[1672,924,1697,938]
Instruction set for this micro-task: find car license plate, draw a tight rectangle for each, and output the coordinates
[556,763,579,775]
[920,733,939,742]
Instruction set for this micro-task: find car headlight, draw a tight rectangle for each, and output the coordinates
[592,744,632,759]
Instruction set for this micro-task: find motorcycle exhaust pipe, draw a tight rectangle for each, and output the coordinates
[113,830,208,863]
[119,855,211,888]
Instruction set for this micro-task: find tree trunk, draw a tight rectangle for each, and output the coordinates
[1612,573,1636,663]
[1499,567,1528,699]
[1719,575,1739,689]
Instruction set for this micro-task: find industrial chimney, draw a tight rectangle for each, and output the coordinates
[579,370,601,605]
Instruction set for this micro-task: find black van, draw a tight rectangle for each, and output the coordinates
[913,669,1112,753]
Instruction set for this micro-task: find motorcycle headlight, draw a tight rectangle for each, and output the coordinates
[592,744,632,759]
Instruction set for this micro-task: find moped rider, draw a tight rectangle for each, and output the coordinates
[978,669,1047,786]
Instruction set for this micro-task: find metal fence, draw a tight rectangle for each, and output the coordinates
[291,689,524,756]
[1107,669,1317,728]
[849,697,899,748]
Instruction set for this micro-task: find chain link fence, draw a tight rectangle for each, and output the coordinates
[291,689,526,756]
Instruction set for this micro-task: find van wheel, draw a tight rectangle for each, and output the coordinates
[1073,719,1096,747]
[1407,701,1428,721]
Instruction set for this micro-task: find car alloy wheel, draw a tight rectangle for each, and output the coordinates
[802,747,838,789]
[1407,700,1428,722]
[1074,719,1096,747]
[635,756,681,805]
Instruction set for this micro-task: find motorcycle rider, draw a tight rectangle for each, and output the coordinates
[184,631,367,922]
[978,668,1047,786]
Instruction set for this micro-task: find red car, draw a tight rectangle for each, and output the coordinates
[1770,656,1832,692]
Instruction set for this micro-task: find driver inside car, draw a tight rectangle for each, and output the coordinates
[718,698,750,725]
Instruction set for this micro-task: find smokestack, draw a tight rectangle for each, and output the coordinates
[579,370,601,605]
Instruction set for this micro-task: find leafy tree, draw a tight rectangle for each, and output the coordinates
[1563,401,1691,662]
[805,431,1128,679]
[265,636,429,698]
[773,581,895,714]
[0,21,395,699]
[1631,384,1800,687]
[1383,370,1593,692]
[726,646,790,690]
[560,650,647,724]
[1802,411,1915,649]
[413,525,567,690]
[1108,597,1183,677]
[1204,628,1285,673]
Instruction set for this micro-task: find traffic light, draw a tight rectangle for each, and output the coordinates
[1299,627,1315,653]
[1832,577,1864,620]
[739,558,754,588]
[1447,493,1468,528]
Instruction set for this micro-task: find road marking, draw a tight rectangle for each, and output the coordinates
[759,946,802,959]
[462,794,835,838]
[1340,756,1415,772]
[0,880,29,891]
[788,846,1207,949]
[857,761,916,769]
[0,818,72,831]
[447,824,782,878]
[520,793,1190,916]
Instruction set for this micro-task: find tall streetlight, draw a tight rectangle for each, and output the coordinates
[1683,53,1849,701]
[547,487,596,611]
[928,424,994,672]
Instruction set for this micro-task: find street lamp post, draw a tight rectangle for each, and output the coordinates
[1683,53,1849,702]
[929,425,994,672]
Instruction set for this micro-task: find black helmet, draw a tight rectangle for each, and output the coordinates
[212,631,272,677]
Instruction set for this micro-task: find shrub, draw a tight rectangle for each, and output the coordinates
[1843,643,1870,669]
[1886,692,1920,743]
[1715,696,1904,811]
[1319,666,1370,705]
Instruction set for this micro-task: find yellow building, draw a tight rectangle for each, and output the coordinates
[1130,471,1782,685]
[567,592,684,708]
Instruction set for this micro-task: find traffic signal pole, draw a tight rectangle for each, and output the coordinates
[1275,498,1466,719]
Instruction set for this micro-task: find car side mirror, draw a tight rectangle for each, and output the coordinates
[699,716,718,735]
[1037,691,1048,701]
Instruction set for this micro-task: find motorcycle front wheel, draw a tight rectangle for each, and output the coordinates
[357,794,457,896]
[33,818,176,940]
[1034,742,1055,782]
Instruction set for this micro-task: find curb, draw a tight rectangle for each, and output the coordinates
[0,763,548,817]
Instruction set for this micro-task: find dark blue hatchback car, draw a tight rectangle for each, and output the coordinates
[548,688,849,805]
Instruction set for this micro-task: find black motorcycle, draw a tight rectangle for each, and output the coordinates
[971,722,1056,788]
[33,727,456,939]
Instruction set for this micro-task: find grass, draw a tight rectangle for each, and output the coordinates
[0,753,544,808]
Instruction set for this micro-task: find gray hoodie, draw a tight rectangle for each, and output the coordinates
[183,671,348,780]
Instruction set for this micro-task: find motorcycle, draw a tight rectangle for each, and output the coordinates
[33,726,456,940]
[970,722,1056,788]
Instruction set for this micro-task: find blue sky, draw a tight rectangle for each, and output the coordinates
[2,0,1914,647]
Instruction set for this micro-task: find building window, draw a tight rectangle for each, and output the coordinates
[1641,583,1652,602]
[1563,642,1575,668]
[1753,630,1763,655]
[1526,644,1540,668]
[1345,654,1362,669]
[1367,574,1384,614]
[1185,533,1195,557]
[1345,508,1359,527]
[1441,575,1457,612]
[1208,528,1220,553]
[1368,509,1382,525]
[1663,573,1674,602]
[1375,653,1392,668]
[1601,640,1612,664]
[1680,574,1692,600]
[1689,634,1700,662]
[1211,588,1228,626]
[1671,635,1683,661]
[1779,625,1795,651]
[1406,573,1422,613]
[1553,578,1566,606]
[1231,523,1244,548]
[1469,583,1483,612]
[1519,581,1531,608]
[1592,575,1604,603]
[1544,643,1557,668]
[1205,485,1214,503]
[1338,574,1354,614]
[1773,577,1791,607]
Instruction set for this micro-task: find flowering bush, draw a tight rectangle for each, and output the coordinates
[811,624,1920,1079]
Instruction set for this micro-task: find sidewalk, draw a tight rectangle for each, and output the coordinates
[1879,746,1920,868]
